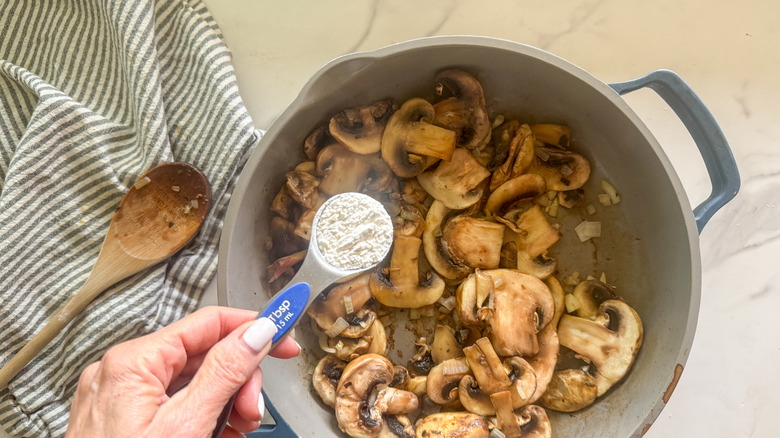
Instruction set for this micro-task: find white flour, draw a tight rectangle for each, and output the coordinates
[315,193,393,271]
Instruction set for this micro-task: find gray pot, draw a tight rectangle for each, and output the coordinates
[218,36,739,437]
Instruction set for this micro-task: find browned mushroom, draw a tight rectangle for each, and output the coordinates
[490,391,552,438]
[525,276,564,404]
[441,215,505,271]
[369,235,446,308]
[432,69,491,151]
[307,273,376,338]
[422,201,471,281]
[426,357,470,405]
[316,143,395,196]
[489,123,536,191]
[415,412,489,438]
[416,147,490,209]
[485,174,546,218]
[528,144,590,191]
[529,123,571,148]
[329,99,397,155]
[381,97,457,178]
[335,354,419,437]
[312,355,347,407]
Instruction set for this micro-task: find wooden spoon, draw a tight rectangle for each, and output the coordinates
[0,162,211,389]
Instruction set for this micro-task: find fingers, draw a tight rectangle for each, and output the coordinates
[177,317,277,416]
[269,335,302,359]
[229,367,263,432]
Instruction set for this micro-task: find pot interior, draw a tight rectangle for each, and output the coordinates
[219,37,699,438]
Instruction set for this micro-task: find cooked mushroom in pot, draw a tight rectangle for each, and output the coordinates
[262,69,644,437]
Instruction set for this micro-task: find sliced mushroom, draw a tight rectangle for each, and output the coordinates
[459,337,537,416]
[485,174,546,218]
[432,69,491,151]
[307,273,375,338]
[557,299,644,396]
[431,324,463,364]
[304,123,335,160]
[329,99,397,154]
[367,319,388,356]
[525,277,564,404]
[381,97,457,178]
[502,205,561,258]
[271,185,300,220]
[528,144,590,191]
[539,368,598,412]
[417,148,490,209]
[407,338,435,377]
[515,251,557,280]
[333,336,373,362]
[441,216,505,270]
[414,412,489,438]
[571,279,621,320]
[316,143,395,196]
[489,123,535,192]
[529,123,571,148]
[335,354,420,438]
[312,355,347,407]
[426,357,470,405]
[456,269,494,327]
[422,201,471,281]
[370,235,446,308]
[382,414,415,438]
[405,376,428,398]
[490,391,551,438]
[285,170,321,210]
[483,270,555,357]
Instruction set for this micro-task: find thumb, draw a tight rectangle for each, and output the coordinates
[180,317,277,417]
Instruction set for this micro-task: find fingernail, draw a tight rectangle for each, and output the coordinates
[241,318,277,352]
[257,391,265,420]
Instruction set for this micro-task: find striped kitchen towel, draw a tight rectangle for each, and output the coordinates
[0,1,259,436]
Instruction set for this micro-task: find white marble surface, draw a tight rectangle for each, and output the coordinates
[199,0,780,436]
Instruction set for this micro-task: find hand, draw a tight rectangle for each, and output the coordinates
[66,306,300,438]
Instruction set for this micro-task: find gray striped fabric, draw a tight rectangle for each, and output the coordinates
[0,1,258,436]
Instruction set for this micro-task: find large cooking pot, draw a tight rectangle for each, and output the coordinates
[217,36,739,437]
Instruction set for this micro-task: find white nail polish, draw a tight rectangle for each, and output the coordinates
[257,391,266,420]
[241,318,277,352]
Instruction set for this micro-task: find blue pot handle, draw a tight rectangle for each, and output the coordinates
[609,69,740,233]
[246,390,297,437]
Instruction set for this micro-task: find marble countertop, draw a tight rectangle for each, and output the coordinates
[199,1,780,436]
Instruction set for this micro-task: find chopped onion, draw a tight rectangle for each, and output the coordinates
[586,203,597,215]
[358,319,369,328]
[438,296,457,311]
[491,114,505,129]
[598,193,612,206]
[548,197,559,218]
[334,340,344,352]
[574,220,601,242]
[600,272,607,283]
[493,277,505,290]
[600,179,621,204]
[586,275,597,281]
[324,317,349,338]
[190,199,199,210]
[343,296,354,314]
[560,164,574,176]
[134,176,151,189]
[422,305,436,317]
[171,185,180,192]
[318,332,336,353]
[409,308,420,320]
[536,147,550,161]
[565,294,581,313]
[442,359,470,376]
[490,428,506,438]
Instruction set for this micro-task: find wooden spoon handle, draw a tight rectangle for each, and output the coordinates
[0,278,108,389]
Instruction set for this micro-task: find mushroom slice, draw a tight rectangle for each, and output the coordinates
[525,277,564,404]
[485,270,555,357]
[307,273,374,337]
[422,201,471,281]
[504,205,561,258]
[490,391,552,438]
[335,354,420,438]
[304,123,335,160]
[557,300,644,396]
[459,337,537,415]
[382,414,415,438]
[312,355,347,407]
[329,99,397,155]
[367,319,388,356]
[381,97,457,178]
[515,251,557,280]
[529,123,571,148]
[441,216,505,270]
[404,376,428,398]
[432,69,491,151]
[485,174,546,218]
[414,412,489,438]
[426,357,470,405]
[407,338,435,377]
[417,148,490,209]
[431,324,463,364]
[316,143,395,196]
[539,369,598,412]
[528,144,591,191]
[490,123,536,192]
[571,279,621,320]
[271,185,299,220]
[333,336,373,361]
[285,170,320,210]
[456,269,494,326]
[369,235,446,308]
[487,119,521,171]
